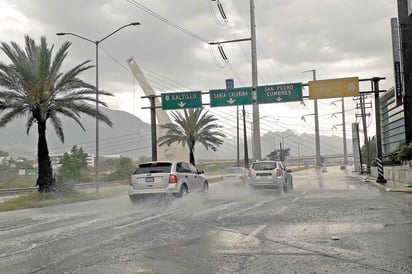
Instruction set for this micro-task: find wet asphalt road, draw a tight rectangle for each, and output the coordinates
[0,166,411,274]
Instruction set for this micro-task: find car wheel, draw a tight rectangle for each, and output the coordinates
[202,182,209,194]
[174,184,188,198]
[283,180,289,193]
[129,195,139,204]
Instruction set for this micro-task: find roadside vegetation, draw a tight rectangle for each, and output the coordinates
[0,35,113,192]
[362,138,412,166]
[0,188,125,212]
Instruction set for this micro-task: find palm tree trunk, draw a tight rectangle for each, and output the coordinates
[189,148,195,166]
[37,120,55,192]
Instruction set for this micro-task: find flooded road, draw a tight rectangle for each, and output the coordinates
[0,166,411,273]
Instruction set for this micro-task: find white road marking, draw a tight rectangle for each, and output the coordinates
[292,197,299,202]
[301,191,307,195]
[236,198,276,215]
[275,205,288,215]
[113,212,167,230]
[243,224,267,242]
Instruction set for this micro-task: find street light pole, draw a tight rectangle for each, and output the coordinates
[57,22,140,192]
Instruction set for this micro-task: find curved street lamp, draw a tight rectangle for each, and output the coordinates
[56,22,141,192]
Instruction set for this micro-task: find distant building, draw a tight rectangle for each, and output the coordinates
[86,154,94,167]
[50,153,95,169]
[397,0,412,144]
[381,87,406,154]
[0,156,11,165]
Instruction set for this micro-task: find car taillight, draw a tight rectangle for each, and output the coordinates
[239,176,244,180]
[276,168,282,176]
[248,169,252,177]
[128,176,133,186]
[169,174,177,184]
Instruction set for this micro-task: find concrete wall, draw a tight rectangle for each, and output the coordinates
[371,165,412,187]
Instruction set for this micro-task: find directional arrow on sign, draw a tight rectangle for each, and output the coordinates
[227,98,236,105]
[178,101,186,108]
[276,97,282,102]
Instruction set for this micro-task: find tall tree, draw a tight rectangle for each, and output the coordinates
[0,35,113,192]
[59,146,88,181]
[158,108,226,166]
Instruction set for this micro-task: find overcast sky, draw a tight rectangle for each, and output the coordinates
[0,0,399,144]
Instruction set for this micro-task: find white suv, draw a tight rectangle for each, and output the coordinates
[128,161,208,203]
[248,161,293,193]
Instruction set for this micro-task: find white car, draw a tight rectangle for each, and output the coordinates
[220,167,249,187]
[128,161,208,203]
[248,161,293,193]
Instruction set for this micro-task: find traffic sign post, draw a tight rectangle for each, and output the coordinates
[161,91,202,110]
[309,77,359,99]
[209,87,252,107]
[257,83,302,104]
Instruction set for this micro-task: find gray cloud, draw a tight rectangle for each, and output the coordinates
[0,0,398,138]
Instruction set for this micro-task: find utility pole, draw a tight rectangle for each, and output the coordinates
[243,106,249,167]
[356,93,371,173]
[208,0,261,160]
[331,98,348,166]
[313,71,321,166]
[250,0,261,161]
[149,95,157,161]
[237,106,240,167]
[341,97,348,165]
[303,69,321,166]
[373,77,387,183]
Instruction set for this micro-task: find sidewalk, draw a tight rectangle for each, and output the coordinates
[360,174,412,193]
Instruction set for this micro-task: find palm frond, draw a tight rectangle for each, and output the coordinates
[158,108,226,156]
[25,115,35,135]
[49,111,64,143]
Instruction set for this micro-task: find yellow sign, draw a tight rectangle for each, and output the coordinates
[309,77,359,99]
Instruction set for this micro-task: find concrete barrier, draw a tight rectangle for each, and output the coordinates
[370,165,412,187]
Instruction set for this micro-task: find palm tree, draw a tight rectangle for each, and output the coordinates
[0,35,113,192]
[158,108,226,166]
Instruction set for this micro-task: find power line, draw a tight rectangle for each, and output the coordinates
[127,0,208,43]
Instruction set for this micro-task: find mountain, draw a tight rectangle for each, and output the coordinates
[0,108,151,160]
[0,109,352,161]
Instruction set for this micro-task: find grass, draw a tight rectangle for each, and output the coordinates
[0,176,37,189]
[0,187,126,212]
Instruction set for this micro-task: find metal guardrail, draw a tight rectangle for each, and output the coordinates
[0,181,127,196]
[0,187,38,196]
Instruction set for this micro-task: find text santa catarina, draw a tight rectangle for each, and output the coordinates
[209,87,252,107]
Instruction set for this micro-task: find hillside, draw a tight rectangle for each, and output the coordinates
[0,109,352,161]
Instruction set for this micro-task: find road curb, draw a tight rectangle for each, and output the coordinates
[363,177,412,193]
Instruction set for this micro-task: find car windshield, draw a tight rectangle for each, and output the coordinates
[133,162,172,174]
[252,162,276,170]
[225,167,244,174]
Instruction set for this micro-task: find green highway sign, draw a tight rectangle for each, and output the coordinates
[257,83,302,104]
[161,91,202,110]
[209,87,252,107]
